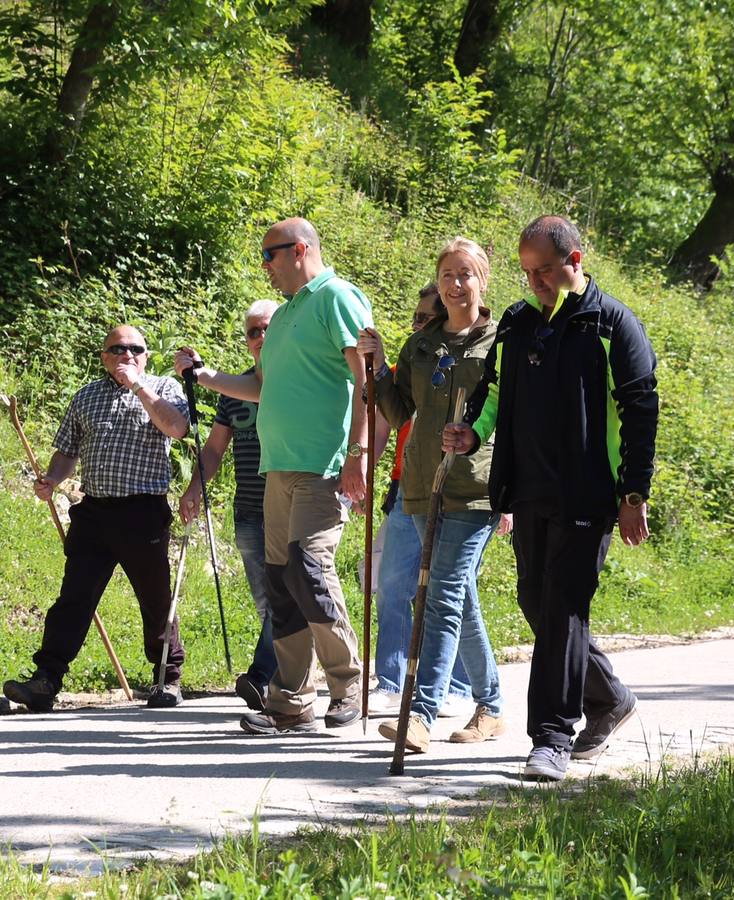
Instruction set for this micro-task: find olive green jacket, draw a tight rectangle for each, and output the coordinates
[374,310,497,514]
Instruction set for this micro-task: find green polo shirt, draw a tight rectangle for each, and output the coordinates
[257,267,373,476]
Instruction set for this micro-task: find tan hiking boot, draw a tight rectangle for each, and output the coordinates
[378,714,430,753]
[449,706,506,743]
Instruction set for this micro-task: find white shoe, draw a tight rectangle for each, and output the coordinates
[438,694,475,718]
[368,688,402,713]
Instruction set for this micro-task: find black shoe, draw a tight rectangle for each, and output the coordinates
[147,682,183,708]
[240,707,316,735]
[3,673,57,713]
[324,697,360,728]
[571,690,638,759]
[235,673,266,712]
[0,696,10,713]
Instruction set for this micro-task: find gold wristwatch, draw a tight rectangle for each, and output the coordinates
[347,442,366,458]
[623,492,646,509]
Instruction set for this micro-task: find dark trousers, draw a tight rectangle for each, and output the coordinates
[512,502,626,749]
[33,494,184,690]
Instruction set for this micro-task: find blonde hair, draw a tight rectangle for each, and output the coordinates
[435,237,490,293]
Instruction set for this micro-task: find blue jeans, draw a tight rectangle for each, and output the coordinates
[411,508,502,726]
[375,490,471,698]
[233,507,277,688]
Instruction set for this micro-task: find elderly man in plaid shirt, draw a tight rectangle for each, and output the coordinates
[3,325,189,712]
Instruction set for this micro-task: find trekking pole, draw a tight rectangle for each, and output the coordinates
[361,352,376,733]
[389,386,466,776]
[181,369,232,673]
[0,393,133,701]
[152,522,191,697]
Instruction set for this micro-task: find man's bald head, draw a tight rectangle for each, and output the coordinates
[264,217,321,250]
[261,217,325,295]
[101,325,149,382]
[104,324,146,349]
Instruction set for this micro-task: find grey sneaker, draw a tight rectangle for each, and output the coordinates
[147,682,183,708]
[572,691,638,759]
[3,673,57,713]
[524,745,570,781]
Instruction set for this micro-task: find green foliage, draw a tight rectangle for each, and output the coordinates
[481,0,734,261]
[405,64,521,214]
[2,756,733,896]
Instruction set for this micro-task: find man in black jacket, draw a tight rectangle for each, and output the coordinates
[444,215,658,780]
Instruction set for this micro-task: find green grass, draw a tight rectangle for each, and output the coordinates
[1,755,732,898]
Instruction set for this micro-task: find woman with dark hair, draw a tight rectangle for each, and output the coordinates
[357,237,509,754]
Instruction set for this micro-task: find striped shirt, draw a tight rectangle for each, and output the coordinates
[214,371,264,512]
[54,374,188,497]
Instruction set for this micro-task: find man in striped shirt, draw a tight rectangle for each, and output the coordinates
[3,325,189,712]
[179,300,279,711]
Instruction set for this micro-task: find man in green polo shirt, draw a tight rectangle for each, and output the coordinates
[175,217,372,734]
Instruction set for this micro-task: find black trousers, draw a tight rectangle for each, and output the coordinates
[33,494,184,690]
[512,502,626,749]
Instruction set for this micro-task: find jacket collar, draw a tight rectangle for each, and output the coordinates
[520,275,601,319]
[415,306,493,351]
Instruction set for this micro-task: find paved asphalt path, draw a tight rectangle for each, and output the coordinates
[1,638,732,874]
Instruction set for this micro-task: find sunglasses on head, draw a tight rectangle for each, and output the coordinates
[431,354,456,387]
[527,326,554,366]
[412,312,435,326]
[103,344,146,356]
[247,325,268,340]
[261,241,297,262]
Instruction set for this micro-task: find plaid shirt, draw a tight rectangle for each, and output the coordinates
[53,374,189,498]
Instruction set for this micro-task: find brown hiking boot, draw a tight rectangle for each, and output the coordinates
[240,707,316,735]
[449,706,506,743]
[378,714,430,753]
[3,673,57,713]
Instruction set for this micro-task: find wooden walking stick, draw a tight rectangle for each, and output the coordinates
[153,522,191,697]
[1,393,133,701]
[361,352,376,733]
[389,386,466,776]
[182,370,232,673]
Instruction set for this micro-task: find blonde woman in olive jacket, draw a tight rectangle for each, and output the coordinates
[357,237,509,754]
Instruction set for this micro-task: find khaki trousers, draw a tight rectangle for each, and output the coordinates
[264,471,361,715]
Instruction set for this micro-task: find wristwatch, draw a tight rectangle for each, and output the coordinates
[623,492,646,509]
[347,442,366,458]
[131,380,144,396]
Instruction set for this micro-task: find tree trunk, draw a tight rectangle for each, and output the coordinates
[453,0,501,77]
[42,1,119,164]
[670,159,734,288]
[311,0,373,60]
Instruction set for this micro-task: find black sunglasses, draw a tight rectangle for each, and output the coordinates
[431,354,456,386]
[527,326,554,366]
[412,312,436,326]
[247,325,268,340]
[262,241,297,262]
[103,344,146,356]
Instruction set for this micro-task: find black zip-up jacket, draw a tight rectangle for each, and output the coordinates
[464,276,658,520]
